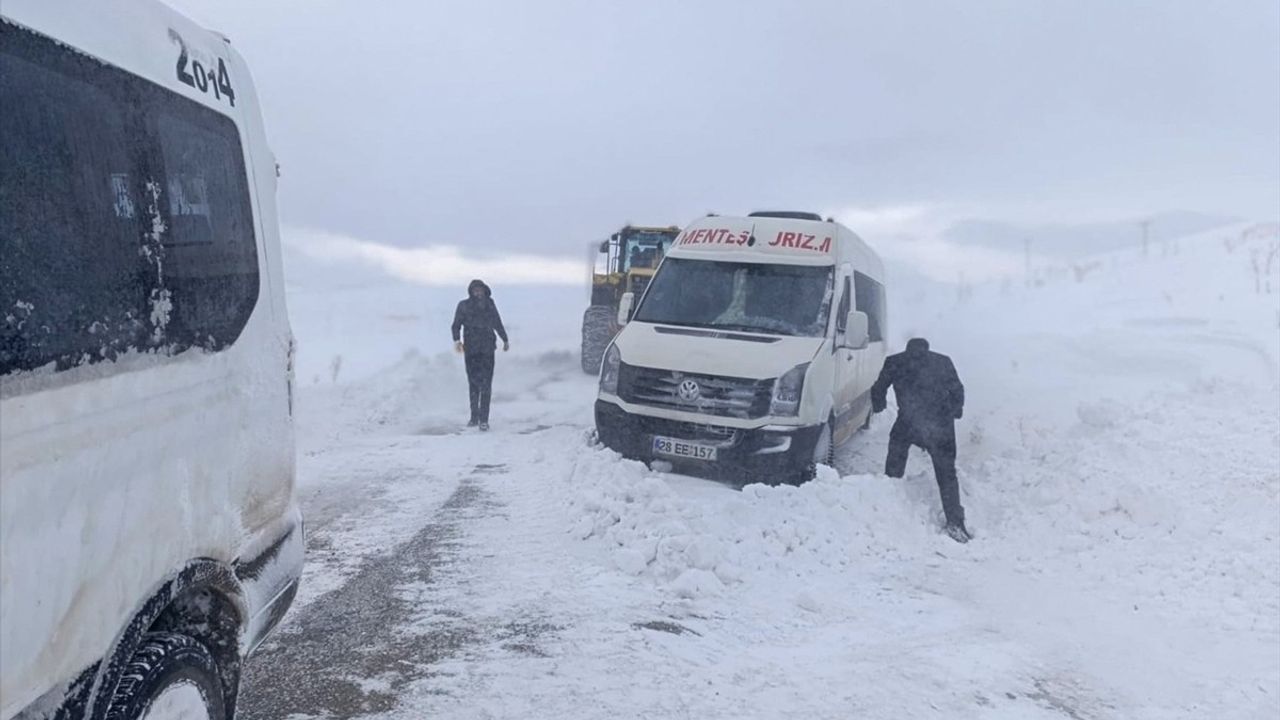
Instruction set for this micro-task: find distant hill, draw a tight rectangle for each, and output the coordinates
[943,211,1238,259]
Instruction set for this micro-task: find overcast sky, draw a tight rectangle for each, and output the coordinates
[167,0,1279,273]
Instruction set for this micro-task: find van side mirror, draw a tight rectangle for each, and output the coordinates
[599,240,609,253]
[844,310,869,350]
[617,292,635,326]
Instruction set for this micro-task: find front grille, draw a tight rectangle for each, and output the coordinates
[619,364,773,419]
[630,415,740,445]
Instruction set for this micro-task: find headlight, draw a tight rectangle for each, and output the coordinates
[769,362,809,416]
[599,344,622,394]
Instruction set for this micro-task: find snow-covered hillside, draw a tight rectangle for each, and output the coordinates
[282,240,584,384]
[249,223,1280,719]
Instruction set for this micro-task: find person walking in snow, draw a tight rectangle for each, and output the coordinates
[451,279,509,431]
[871,338,970,543]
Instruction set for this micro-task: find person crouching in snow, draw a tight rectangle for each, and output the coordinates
[451,279,509,431]
[871,337,971,543]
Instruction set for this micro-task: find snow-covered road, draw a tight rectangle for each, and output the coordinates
[242,225,1280,719]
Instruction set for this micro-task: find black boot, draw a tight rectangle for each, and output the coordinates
[944,521,972,544]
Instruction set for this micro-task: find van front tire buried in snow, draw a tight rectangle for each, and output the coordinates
[785,420,833,486]
[105,632,226,720]
[581,305,616,374]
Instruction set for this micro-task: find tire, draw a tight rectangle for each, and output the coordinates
[580,305,616,374]
[814,420,835,467]
[105,632,225,720]
[786,421,834,486]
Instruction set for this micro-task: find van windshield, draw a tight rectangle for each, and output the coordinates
[633,258,833,337]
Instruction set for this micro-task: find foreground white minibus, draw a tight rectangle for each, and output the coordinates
[1,2,302,718]
[595,211,887,485]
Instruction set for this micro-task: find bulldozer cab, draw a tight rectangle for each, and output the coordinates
[590,225,679,306]
[582,224,680,372]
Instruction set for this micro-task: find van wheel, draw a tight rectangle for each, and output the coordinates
[814,420,835,467]
[785,421,834,486]
[105,632,225,720]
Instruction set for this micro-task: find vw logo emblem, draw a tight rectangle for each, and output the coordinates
[677,379,701,402]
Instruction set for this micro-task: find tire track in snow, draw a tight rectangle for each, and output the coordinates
[238,470,499,719]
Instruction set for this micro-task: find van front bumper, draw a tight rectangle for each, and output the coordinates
[594,399,822,484]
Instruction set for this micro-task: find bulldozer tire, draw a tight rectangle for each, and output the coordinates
[581,305,616,374]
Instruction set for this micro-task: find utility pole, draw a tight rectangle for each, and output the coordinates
[1139,219,1151,257]
[1024,237,1032,287]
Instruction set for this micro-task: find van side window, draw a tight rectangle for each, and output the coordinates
[853,271,886,342]
[0,23,259,382]
[152,109,260,352]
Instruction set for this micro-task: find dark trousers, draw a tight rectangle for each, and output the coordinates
[885,420,964,526]
[465,352,495,423]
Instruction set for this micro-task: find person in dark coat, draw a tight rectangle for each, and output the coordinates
[451,279,509,430]
[871,338,970,542]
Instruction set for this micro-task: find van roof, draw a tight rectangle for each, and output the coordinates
[2,0,251,123]
[666,214,884,278]
[747,211,826,222]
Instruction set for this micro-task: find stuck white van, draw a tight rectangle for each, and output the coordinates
[1,3,301,719]
[595,211,887,485]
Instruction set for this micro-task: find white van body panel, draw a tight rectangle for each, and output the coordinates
[0,2,298,717]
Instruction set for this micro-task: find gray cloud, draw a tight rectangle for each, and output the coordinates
[167,0,1280,257]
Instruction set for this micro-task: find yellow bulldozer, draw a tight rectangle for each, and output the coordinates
[581,224,680,373]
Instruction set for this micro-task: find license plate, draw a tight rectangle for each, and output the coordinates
[652,436,718,461]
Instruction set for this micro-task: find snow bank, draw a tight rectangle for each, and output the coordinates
[568,453,949,602]
[567,376,1278,619]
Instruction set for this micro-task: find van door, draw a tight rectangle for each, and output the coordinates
[832,268,858,443]
[851,269,887,431]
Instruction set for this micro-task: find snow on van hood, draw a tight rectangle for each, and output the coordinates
[612,322,824,379]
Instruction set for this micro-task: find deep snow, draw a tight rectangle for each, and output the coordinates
[263,222,1280,719]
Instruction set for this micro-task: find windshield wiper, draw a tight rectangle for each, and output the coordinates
[708,323,796,336]
[642,319,801,337]
[641,319,715,330]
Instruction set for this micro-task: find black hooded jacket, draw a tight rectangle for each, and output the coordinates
[871,339,965,439]
[451,279,508,354]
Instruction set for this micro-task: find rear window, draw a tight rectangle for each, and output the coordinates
[0,21,259,382]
